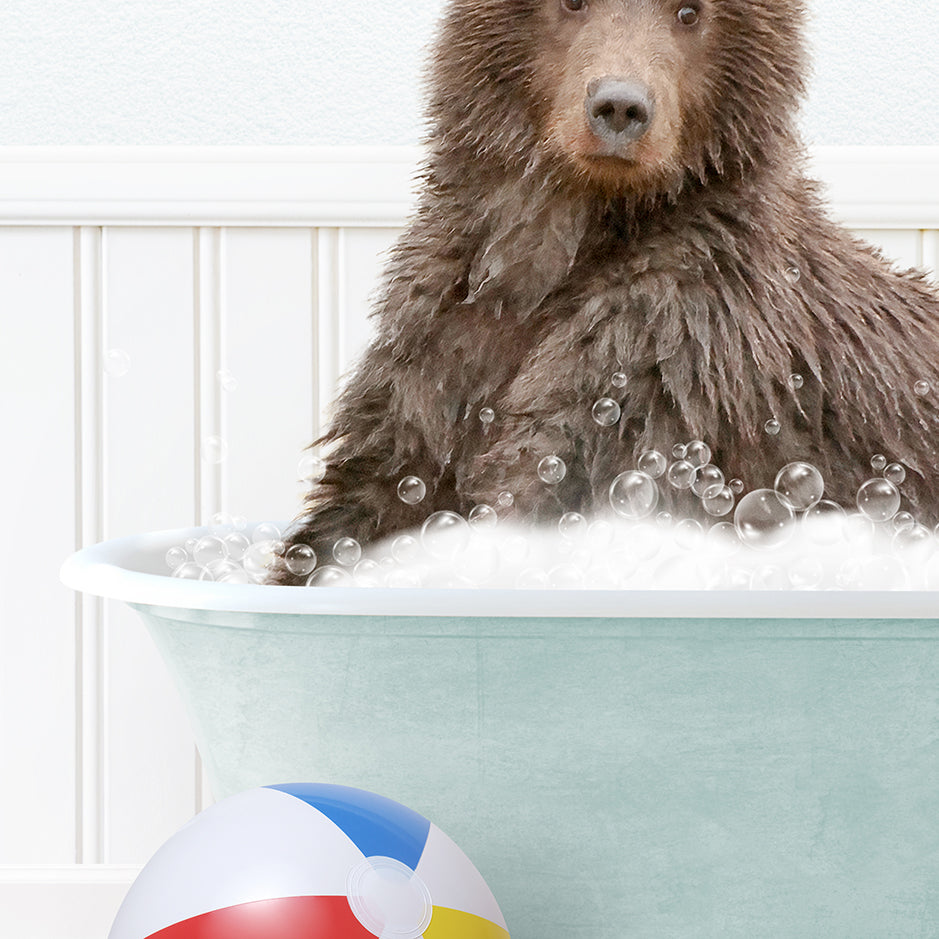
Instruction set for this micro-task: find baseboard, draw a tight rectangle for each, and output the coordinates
[0,145,936,227]
[0,866,137,939]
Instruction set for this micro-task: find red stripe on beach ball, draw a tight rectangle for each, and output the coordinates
[145,895,376,939]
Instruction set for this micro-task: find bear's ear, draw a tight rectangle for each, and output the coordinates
[465,186,590,319]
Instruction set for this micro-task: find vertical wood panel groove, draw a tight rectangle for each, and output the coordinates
[76,225,107,865]
[194,226,223,813]
[195,227,224,523]
[310,229,319,443]
[922,230,939,279]
[72,228,82,865]
[315,228,342,436]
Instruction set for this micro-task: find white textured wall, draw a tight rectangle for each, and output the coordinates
[0,0,937,146]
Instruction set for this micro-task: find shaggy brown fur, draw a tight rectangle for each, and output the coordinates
[273,0,939,583]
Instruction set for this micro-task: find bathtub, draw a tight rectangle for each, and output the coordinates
[62,526,939,938]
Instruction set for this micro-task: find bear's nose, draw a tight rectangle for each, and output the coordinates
[586,78,655,144]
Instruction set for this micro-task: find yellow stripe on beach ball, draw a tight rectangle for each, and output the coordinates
[424,906,511,939]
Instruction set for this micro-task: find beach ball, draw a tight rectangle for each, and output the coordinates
[109,782,510,939]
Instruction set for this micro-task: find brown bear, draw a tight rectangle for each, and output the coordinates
[272,0,939,584]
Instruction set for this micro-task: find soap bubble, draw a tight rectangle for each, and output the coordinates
[672,443,687,460]
[592,397,621,426]
[871,454,887,472]
[702,485,735,517]
[202,435,228,464]
[764,419,781,436]
[103,348,131,377]
[914,380,931,396]
[789,557,825,590]
[306,565,353,587]
[587,518,615,549]
[397,475,427,505]
[252,522,282,544]
[284,543,317,576]
[479,407,496,424]
[193,535,227,568]
[421,511,470,559]
[774,461,824,511]
[893,524,934,563]
[468,503,498,529]
[788,373,804,390]
[333,537,362,567]
[217,369,238,392]
[611,371,628,388]
[217,567,252,585]
[685,440,712,468]
[205,559,241,581]
[691,464,724,497]
[497,491,514,508]
[734,489,794,548]
[558,512,587,541]
[802,499,846,545]
[352,558,382,587]
[666,459,696,490]
[537,455,567,485]
[784,265,801,283]
[705,521,740,553]
[609,471,659,519]
[884,462,906,485]
[893,512,915,533]
[223,531,250,562]
[165,546,189,571]
[298,453,327,483]
[171,561,204,580]
[729,478,745,494]
[243,541,278,578]
[856,478,901,522]
[208,512,234,534]
[637,449,667,478]
[391,534,420,564]
[674,518,704,549]
[843,512,875,541]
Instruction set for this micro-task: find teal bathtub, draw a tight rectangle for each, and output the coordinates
[62,527,939,938]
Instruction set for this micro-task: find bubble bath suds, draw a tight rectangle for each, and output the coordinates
[166,444,939,591]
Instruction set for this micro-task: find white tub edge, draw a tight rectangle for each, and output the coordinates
[59,526,939,620]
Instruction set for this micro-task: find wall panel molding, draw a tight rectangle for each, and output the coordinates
[0,147,422,226]
[0,146,937,227]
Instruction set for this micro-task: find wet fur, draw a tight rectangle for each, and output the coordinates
[272,0,939,583]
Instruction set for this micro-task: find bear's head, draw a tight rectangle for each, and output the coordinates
[427,0,808,195]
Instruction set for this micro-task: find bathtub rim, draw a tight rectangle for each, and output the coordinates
[60,524,939,619]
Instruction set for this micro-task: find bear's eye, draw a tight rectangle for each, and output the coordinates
[561,0,587,13]
[677,5,700,26]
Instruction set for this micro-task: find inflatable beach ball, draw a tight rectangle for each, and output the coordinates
[110,782,510,939]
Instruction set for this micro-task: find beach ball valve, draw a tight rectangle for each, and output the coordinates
[109,782,510,939]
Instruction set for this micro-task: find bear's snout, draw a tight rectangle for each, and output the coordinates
[585,77,655,150]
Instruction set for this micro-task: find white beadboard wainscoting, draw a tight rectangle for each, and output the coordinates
[2,146,939,938]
